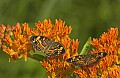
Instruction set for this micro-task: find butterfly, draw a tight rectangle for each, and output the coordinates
[66,52,107,66]
[30,36,65,57]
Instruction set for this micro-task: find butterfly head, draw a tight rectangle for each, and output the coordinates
[30,36,37,44]
[66,57,73,63]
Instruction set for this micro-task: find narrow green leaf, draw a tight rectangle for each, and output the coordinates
[80,37,91,55]
[32,54,47,62]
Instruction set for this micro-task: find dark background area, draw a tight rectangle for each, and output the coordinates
[0,0,120,78]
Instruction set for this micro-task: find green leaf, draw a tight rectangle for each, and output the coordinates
[32,54,47,62]
[70,73,79,78]
[80,37,91,55]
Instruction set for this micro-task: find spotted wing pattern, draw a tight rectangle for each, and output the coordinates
[66,52,107,66]
[66,55,86,66]
[30,36,65,57]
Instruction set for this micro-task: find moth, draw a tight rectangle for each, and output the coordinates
[30,36,65,57]
[66,52,107,66]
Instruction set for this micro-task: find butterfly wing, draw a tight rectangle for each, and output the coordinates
[30,36,52,52]
[86,52,107,66]
[94,52,107,59]
[66,55,86,66]
[45,42,65,57]
[85,54,98,66]
[30,36,65,57]
[66,52,107,66]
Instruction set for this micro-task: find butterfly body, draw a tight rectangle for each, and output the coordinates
[66,52,107,66]
[30,36,65,57]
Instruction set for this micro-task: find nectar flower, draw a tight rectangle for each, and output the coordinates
[1,19,120,78]
[0,23,33,61]
[66,27,120,78]
[0,19,74,78]
[90,27,120,78]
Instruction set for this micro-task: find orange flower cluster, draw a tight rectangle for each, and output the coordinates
[0,19,72,61]
[73,28,120,78]
[91,28,120,77]
[0,23,33,61]
[0,19,120,78]
[41,39,79,78]
[36,20,79,78]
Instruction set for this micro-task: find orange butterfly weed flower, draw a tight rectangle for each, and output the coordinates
[0,19,75,77]
[41,38,79,78]
[38,20,78,78]
[73,28,120,78]
[0,23,33,62]
[91,28,120,77]
[1,19,120,78]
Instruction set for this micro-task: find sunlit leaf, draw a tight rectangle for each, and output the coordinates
[80,37,91,55]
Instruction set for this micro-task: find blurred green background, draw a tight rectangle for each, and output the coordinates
[0,0,120,78]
